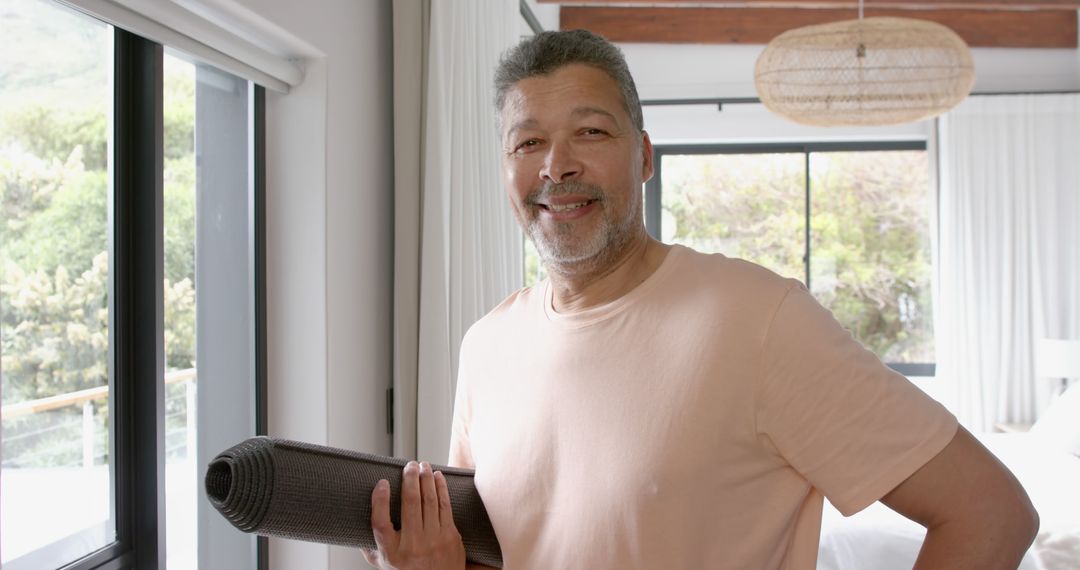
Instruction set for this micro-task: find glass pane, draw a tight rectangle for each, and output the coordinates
[0,0,115,567]
[661,153,806,281]
[809,151,934,364]
[164,51,258,569]
[163,52,198,570]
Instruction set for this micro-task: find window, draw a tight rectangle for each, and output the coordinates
[648,143,934,375]
[1,2,114,567]
[0,1,266,568]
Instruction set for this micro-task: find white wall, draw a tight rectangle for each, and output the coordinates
[229,1,394,569]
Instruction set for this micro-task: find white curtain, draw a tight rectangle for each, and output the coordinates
[391,0,521,462]
[936,94,1080,432]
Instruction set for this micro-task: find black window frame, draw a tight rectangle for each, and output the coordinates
[51,26,268,570]
[646,141,935,377]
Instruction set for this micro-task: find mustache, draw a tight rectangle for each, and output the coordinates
[525,180,604,205]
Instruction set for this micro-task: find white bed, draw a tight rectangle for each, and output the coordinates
[819,384,1080,570]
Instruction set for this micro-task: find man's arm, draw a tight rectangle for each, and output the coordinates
[880,426,1038,569]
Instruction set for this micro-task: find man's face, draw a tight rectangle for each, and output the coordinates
[499,64,654,269]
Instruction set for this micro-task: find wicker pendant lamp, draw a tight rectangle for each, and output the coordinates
[754,1,975,127]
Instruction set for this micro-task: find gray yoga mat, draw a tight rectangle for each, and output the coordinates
[205,436,502,568]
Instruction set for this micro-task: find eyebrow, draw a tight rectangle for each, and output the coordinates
[505,106,621,141]
[505,118,539,140]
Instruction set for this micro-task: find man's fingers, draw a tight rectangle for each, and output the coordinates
[435,470,455,528]
[400,461,422,534]
[369,462,464,568]
[420,462,439,530]
[370,478,397,553]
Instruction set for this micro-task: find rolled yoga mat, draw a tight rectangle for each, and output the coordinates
[205,437,503,568]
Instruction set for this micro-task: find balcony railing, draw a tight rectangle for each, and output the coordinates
[2,369,199,568]
[1,368,197,469]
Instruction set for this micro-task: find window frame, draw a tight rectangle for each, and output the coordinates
[645,141,935,377]
[45,25,269,570]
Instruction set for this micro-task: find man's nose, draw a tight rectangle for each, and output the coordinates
[539,141,582,184]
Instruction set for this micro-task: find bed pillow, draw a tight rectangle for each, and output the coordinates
[1029,381,1080,456]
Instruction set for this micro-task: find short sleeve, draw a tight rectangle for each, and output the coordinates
[448,407,474,468]
[755,284,958,516]
[448,340,476,469]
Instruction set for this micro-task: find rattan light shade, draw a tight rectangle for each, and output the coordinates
[754,17,975,127]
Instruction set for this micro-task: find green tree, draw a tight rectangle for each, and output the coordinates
[1,254,109,402]
[1,144,108,276]
[809,152,933,363]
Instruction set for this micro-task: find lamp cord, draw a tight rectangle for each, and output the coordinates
[856,0,867,59]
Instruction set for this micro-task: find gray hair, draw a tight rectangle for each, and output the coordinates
[494,29,644,132]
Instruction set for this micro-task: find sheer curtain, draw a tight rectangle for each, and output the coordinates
[391,0,521,462]
[936,94,1080,432]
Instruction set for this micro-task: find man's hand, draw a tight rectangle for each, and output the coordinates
[363,461,467,570]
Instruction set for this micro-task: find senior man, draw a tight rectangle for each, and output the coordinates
[364,30,1038,570]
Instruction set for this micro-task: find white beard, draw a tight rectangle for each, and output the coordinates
[523,180,641,271]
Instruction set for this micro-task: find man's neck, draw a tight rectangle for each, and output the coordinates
[546,235,671,313]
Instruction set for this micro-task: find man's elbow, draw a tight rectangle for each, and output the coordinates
[1008,489,1039,549]
[975,483,1039,557]
[921,484,1039,568]
[886,427,1042,566]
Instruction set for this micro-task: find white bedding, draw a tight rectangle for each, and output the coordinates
[818,433,1080,570]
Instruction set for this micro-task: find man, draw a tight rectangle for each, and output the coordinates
[364,30,1038,569]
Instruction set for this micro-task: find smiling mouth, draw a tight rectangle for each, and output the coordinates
[539,199,598,213]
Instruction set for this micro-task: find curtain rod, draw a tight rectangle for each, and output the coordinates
[642,90,1080,108]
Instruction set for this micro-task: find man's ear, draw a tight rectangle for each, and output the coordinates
[641,130,655,183]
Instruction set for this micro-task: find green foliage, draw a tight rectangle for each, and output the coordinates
[2,107,108,172]
[1,49,199,468]
[165,156,196,284]
[1,254,110,402]
[164,62,196,161]
[807,153,934,362]
[664,154,807,280]
[523,234,548,288]
[164,277,196,370]
[1,145,108,276]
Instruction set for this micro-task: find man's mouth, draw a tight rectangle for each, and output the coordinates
[539,199,598,212]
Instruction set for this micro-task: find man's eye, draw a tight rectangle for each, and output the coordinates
[582,128,607,136]
[515,139,540,151]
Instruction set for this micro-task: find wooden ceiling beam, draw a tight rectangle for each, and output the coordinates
[559,7,1078,47]
[543,0,1080,10]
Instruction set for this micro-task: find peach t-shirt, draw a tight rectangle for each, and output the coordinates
[449,245,957,569]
